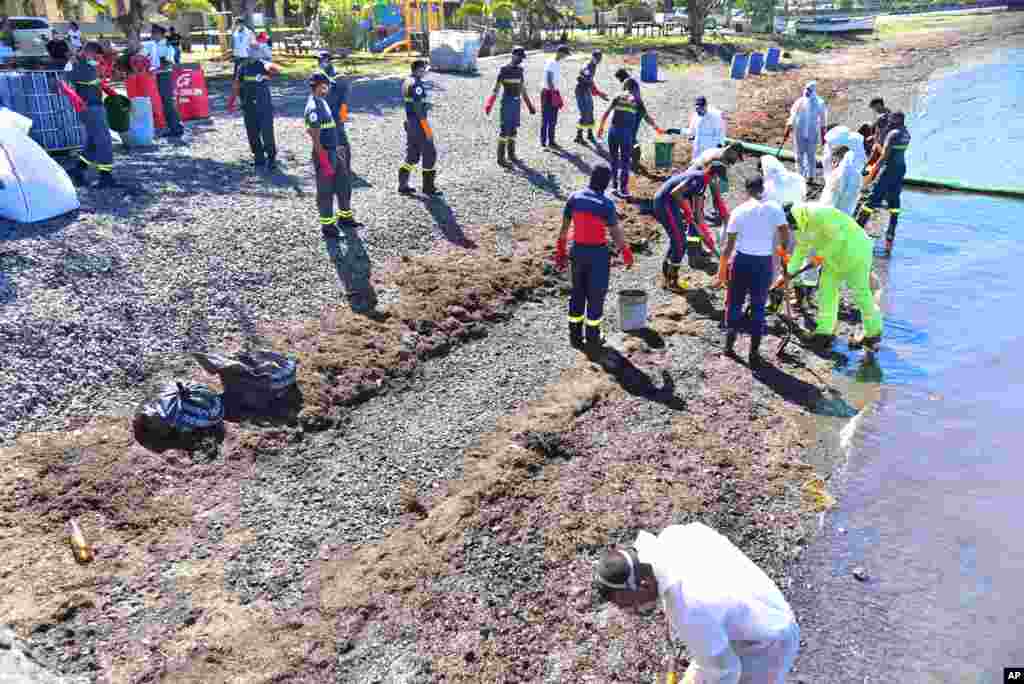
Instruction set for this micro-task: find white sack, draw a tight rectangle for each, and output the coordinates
[0,108,79,223]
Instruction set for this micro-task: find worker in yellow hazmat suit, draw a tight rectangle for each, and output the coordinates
[784,203,882,348]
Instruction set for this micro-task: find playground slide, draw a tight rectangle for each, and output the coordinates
[373,29,406,53]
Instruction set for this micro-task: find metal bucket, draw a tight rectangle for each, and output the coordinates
[618,289,648,332]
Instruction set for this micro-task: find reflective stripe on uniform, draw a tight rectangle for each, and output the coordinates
[95,163,113,172]
[615,105,637,113]
[889,208,901,215]
[75,79,100,86]
[321,121,337,129]
[242,76,261,81]
[585,318,602,327]
[577,123,595,130]
[320,216,337,225]
[568,314,585,323]
[337,210,353,218]
[891,145,909,150]
[422,166,436,172]
[400,162,416,171]
[76,154,94,166]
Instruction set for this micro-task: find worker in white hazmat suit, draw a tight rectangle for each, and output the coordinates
[783,81,827,184]
[594,523,800,684]
[820,126,866,217]
[688,96,726,162]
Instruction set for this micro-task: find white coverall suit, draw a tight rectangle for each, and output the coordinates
[688,108,726,162]
[787,82,828,182]
[820,126,866,216]
[634,523,800,684]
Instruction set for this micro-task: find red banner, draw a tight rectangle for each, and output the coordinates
[172,67,210,122]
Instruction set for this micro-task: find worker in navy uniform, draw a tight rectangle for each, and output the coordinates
[150,25,185,138]
[554,164,634,352]
[306,72,350,238]
[67,41,118,188]
[574,49,608,145]
[317,50,336,79]
[485,45,535,167]
[857,110,910,256]
[399,59,441,197]
[316,50,357,226]
[229,43,280,170]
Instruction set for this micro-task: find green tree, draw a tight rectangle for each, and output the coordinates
[510,0,563,43]
[454,0,486,27]
[686,0,725,44]
[318,0,359,47]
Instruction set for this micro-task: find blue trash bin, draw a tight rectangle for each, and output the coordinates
[641,51,658,82]
[730,53,749,80]
[766,47,782,70]
[749,52,765,75]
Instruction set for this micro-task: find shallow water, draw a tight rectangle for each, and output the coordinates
[792,48,1024,682]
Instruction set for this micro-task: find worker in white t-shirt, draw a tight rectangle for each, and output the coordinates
[540,44,569,148]
[687,95,726,161]
[718,174,790,368]
[594,522,800,684]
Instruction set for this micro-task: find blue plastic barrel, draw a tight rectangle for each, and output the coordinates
[766,47,781,70]
[122,96,154,147]
[730,53,749,80]
[640,51,658,83]
[748,52,765,75]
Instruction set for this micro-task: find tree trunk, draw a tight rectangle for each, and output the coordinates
[115,0,144,42]
[687,0,704,44]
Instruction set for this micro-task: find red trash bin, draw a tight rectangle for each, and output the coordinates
[172,66,210,121]
[126,72,166,130]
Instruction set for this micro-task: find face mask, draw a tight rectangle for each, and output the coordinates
[87,59,97,66]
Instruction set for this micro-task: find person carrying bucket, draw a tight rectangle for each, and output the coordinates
[857,111,910,256]
[229,42,281,171]
[554,164,633,353]
[782,203,883,350]
[485,46,535,167]
[573,49,609,145]
[717,175,790,369]
[597,78,661,200]
[782,81,827,184]
[66,41,119,188]
[652,162,730,291]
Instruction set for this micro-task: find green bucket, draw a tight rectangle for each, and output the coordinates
[104,94,132,133]
[654,140,675,169]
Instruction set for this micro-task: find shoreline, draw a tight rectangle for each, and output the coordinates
[3,15,1023,682]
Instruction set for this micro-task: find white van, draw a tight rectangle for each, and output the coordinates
[8,17,53,57]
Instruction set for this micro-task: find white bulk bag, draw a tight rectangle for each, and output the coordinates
[760,154,807,206]
[0,107,79,223]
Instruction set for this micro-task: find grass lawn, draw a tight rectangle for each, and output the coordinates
[875,9,1003,36]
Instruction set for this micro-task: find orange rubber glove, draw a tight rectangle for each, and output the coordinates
[656,127,666,135]
[811,255,825,267]
[622,245,634,269]
[420,119,433,140]
[318,149,335,178]
[339,103,349,123]
[58,79,85,113]
[555,237,568,271]
[717,253,729,287]
[485,93,496,115]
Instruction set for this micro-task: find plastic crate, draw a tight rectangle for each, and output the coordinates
[0,70,85,152]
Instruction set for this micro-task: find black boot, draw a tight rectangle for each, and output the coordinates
[574,129,586,144]
[507,139,518,163]
[588,129,598,144]
[584,323,603,353]
[398,167,415,195]
[497,141,508,167]
[422,169,442,197]
[725,329,737,356]
[856,206,872,228]
[749,334,763,369]
[569,321,584,350]
[885,213,898,255]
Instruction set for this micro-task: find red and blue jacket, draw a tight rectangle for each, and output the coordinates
[564,189,618,246]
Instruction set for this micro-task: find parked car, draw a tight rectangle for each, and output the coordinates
[8,16,52,57]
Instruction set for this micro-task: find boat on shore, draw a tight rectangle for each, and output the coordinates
[795,13,878,31]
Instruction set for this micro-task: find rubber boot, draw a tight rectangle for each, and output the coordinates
[569,321,584,350]
[587,129,598,144]
[663,262,682,292]
[68,161,88,187]
[725,329,737,356]
[584,324,603,353]
[574,129,586,144]
[497,140,508,167]
[398,168,415,195]
[507,139,518,163]
[423,169,442,197]
[749,334,763,369]
[885,214,898,255]
[856,207,872,228]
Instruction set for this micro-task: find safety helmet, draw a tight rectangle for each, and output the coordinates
[308,72,331,88]
[695,95,707,107]
[511,46,526,60]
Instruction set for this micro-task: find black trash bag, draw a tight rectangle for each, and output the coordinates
[133,381,224,439]
[192,350,298,411]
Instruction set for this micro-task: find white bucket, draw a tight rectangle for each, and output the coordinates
[618,289,648,332]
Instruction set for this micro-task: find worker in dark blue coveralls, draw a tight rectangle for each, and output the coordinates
[857,110,910,256]
[319,53,357,226]
[67,41,118,188]
[229,43,280,170]
[306,72,350,239]
[399,59,441,197]
[597,77,661,199]
[574,49,608,145]
[555,164,634,352]
[652,161,730,291]
[485,45,536,167]
[150,25,185,138]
